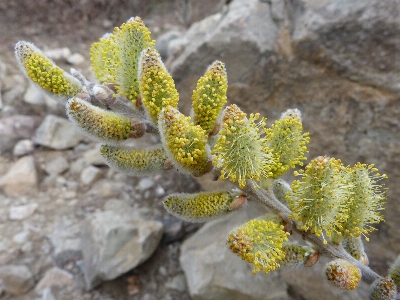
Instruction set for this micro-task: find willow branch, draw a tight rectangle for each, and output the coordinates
[242,180,381,284]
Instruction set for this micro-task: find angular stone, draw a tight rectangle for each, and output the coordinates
[43,48,71,61]
[0,264,34,295]
[13,139,34,157]
[9,203,38,220]
[35,267,74,293]
[83,145,106,166]
[44,156,69,175]
[0,115,40,153]
[80,166,103,185]
[67,53,85,65]
[23,82,45,105]
[34,115,85,150]
[180,202,289,300]
[0,155,38,197]
[81,210,163,289]
[170,0,400,276]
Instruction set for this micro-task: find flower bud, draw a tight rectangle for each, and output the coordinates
[369,278,397,300]
[324,259,361,291]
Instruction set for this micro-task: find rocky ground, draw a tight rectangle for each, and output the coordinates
[0,1,216,299]
[1,0,400,300]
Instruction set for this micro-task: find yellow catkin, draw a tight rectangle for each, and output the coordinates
[287,156,350,243]
[264,108,309,178]
[164,191,246,222]
[139,48,179,125]
[212,104,273,188]
[325,259,361,291]
[15,41,82,102]
[227,219,289,274]
[192,60,227,134]
[100,145,168,175]
[66,96,133,142]
[158,106,210,176]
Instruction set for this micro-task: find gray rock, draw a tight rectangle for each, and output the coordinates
[155,30,182,60]
[23,82,45,105]
[81,210,163,289]
[80,166,103,185]
[165,274,187,292]
[12,231,30,244]
[67,53,85,66]
[40,287,57,300]
[83,145,106,166]
[0,155,38,197]
[137,177,155,191]
[9,203,38,220]
[34,115,85,150]
[1,74,26,105]
[180,202,289,300]
[44,156,69,175]
[0,264,34,295]
[12,139,34,157]
[171,0,400,278]
[35,267,74,293]
[0,115,40,153]
[49,217,82,258]
[43,48,71,61]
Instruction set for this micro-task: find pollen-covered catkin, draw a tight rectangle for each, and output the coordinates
[15,41,82,102]
[192,60,227,134]
[100,145,168,176]
[227,219,289,274]
[164,191,247,222]
[324,259,361,291]
[212,104,274,188]
[158,106,211,176]
[66,96,138,143]
[138,48,179,125]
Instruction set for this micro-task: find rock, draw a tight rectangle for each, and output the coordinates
[81,210,163,289]
[83,145,106,166]
[0,156,38,197]
[35,267,74,293]
[43,48,71,61]
[23,82,45,105]
[0,115,40,153]
[165,274,187,292]
[155,30,182,60]
[137,177,155,191]
[9,203,38,220]
[69,158,88,174]
[44,156,69,175]
[34,115,85,150]
[67,53,85,66]
[40,287,57,300]
[171,0,400,276]
[1,74,26,105]
[178,0,226,26]
[180,202,289,300]
[12,231,30,244]
[48,217,82,267]
[12,139,34,157]
[80,166,103,185]
[0,264,34,295]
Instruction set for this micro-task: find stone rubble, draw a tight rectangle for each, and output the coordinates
[34,114,86,150]
[0,155,38,197]
[81,210,163,290]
